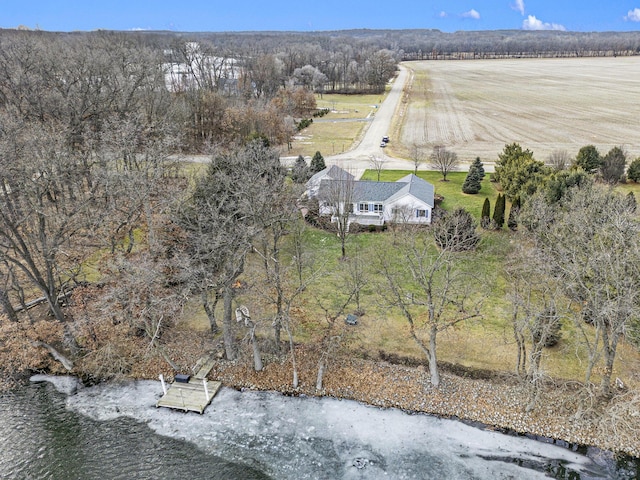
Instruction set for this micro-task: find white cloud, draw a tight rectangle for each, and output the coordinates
[522,15,566,31]
[624,8,640,21]
[438,11,448,18]
[512,0,525,15]
[462,9,481,19]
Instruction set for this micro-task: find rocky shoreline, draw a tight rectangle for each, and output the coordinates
[3,330,639,462]
[206,347,640,460]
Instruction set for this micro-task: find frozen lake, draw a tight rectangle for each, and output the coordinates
[1,376,634,479]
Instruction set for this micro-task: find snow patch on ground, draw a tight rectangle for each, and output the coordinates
[29,374,83,395]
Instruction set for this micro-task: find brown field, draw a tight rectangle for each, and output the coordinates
[400,57,640,164]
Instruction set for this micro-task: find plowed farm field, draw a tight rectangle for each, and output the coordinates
[400,57,640,164]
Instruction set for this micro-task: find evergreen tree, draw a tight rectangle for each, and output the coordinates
[573,145,602,174]
[481,197,491,229]
[462,168,482,194]
[291,155,310,183]
[493,194,505,229]
[627,157,640,183]
[600,146,626,184]
[471,156,485,179]
[543,170,592,204]
[493,143,547,201]
[310,151,326,173]
[507,197,521,231]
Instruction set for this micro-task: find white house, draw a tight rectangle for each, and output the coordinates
[306,164,355,198]
[308,166,435,226]
[163,43,242,93]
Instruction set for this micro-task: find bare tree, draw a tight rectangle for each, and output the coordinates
[506,241,568,411]
[369,155,387,181]
[548,149,570,171]
[252,183,304,351]
[378,227,483,387]
[520,183,640,397]
[408,142,425,175]
[430,145,459,182]
[0,32,177,326]
[178,141,286,360]
[0,120,101,322]
[235,305,263,372]
[101,252,183,371]
[314,270,357,391]
[318,172,356,259]
[0,264,18,322]
[340,246,369,316]
[277,217,324,388]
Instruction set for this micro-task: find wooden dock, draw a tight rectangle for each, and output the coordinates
[156,355,221,414]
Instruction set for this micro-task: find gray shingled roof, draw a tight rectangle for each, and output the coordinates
[307,165,355,187]
[314,167,434,207]
[388,174,435,206]
[353,181,404,202]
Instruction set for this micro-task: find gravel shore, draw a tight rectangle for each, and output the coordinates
[207,347,640,459]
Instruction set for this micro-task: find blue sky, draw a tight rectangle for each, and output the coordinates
[2,1,640,32]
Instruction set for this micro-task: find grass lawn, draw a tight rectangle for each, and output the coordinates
[179,146,640,390]
[288,121,364,158]
[262,171,639,388]
[615,181,640,198]
[287,91,387,159]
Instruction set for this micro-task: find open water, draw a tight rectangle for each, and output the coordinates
[0,383,268,479]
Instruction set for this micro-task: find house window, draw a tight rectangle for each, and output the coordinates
[358,203,369,212]
[416,209,428,218]
[373,203,383,212]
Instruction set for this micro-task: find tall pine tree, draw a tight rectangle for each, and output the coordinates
[462,168,482,194]
[291,155,310,183]
[481,197,491,229]
[507,196,521,231]
[493,194,505,229]
[310,151,326,173]
[471,157,485,179]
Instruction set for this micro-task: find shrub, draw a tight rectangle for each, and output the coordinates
[433,208,480,251]
[507,197,520,231]
[626,191,637,212]
[297,118,313,130]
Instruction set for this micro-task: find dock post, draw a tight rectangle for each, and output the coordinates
[159,374,167,395]
[203,378,210,401]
